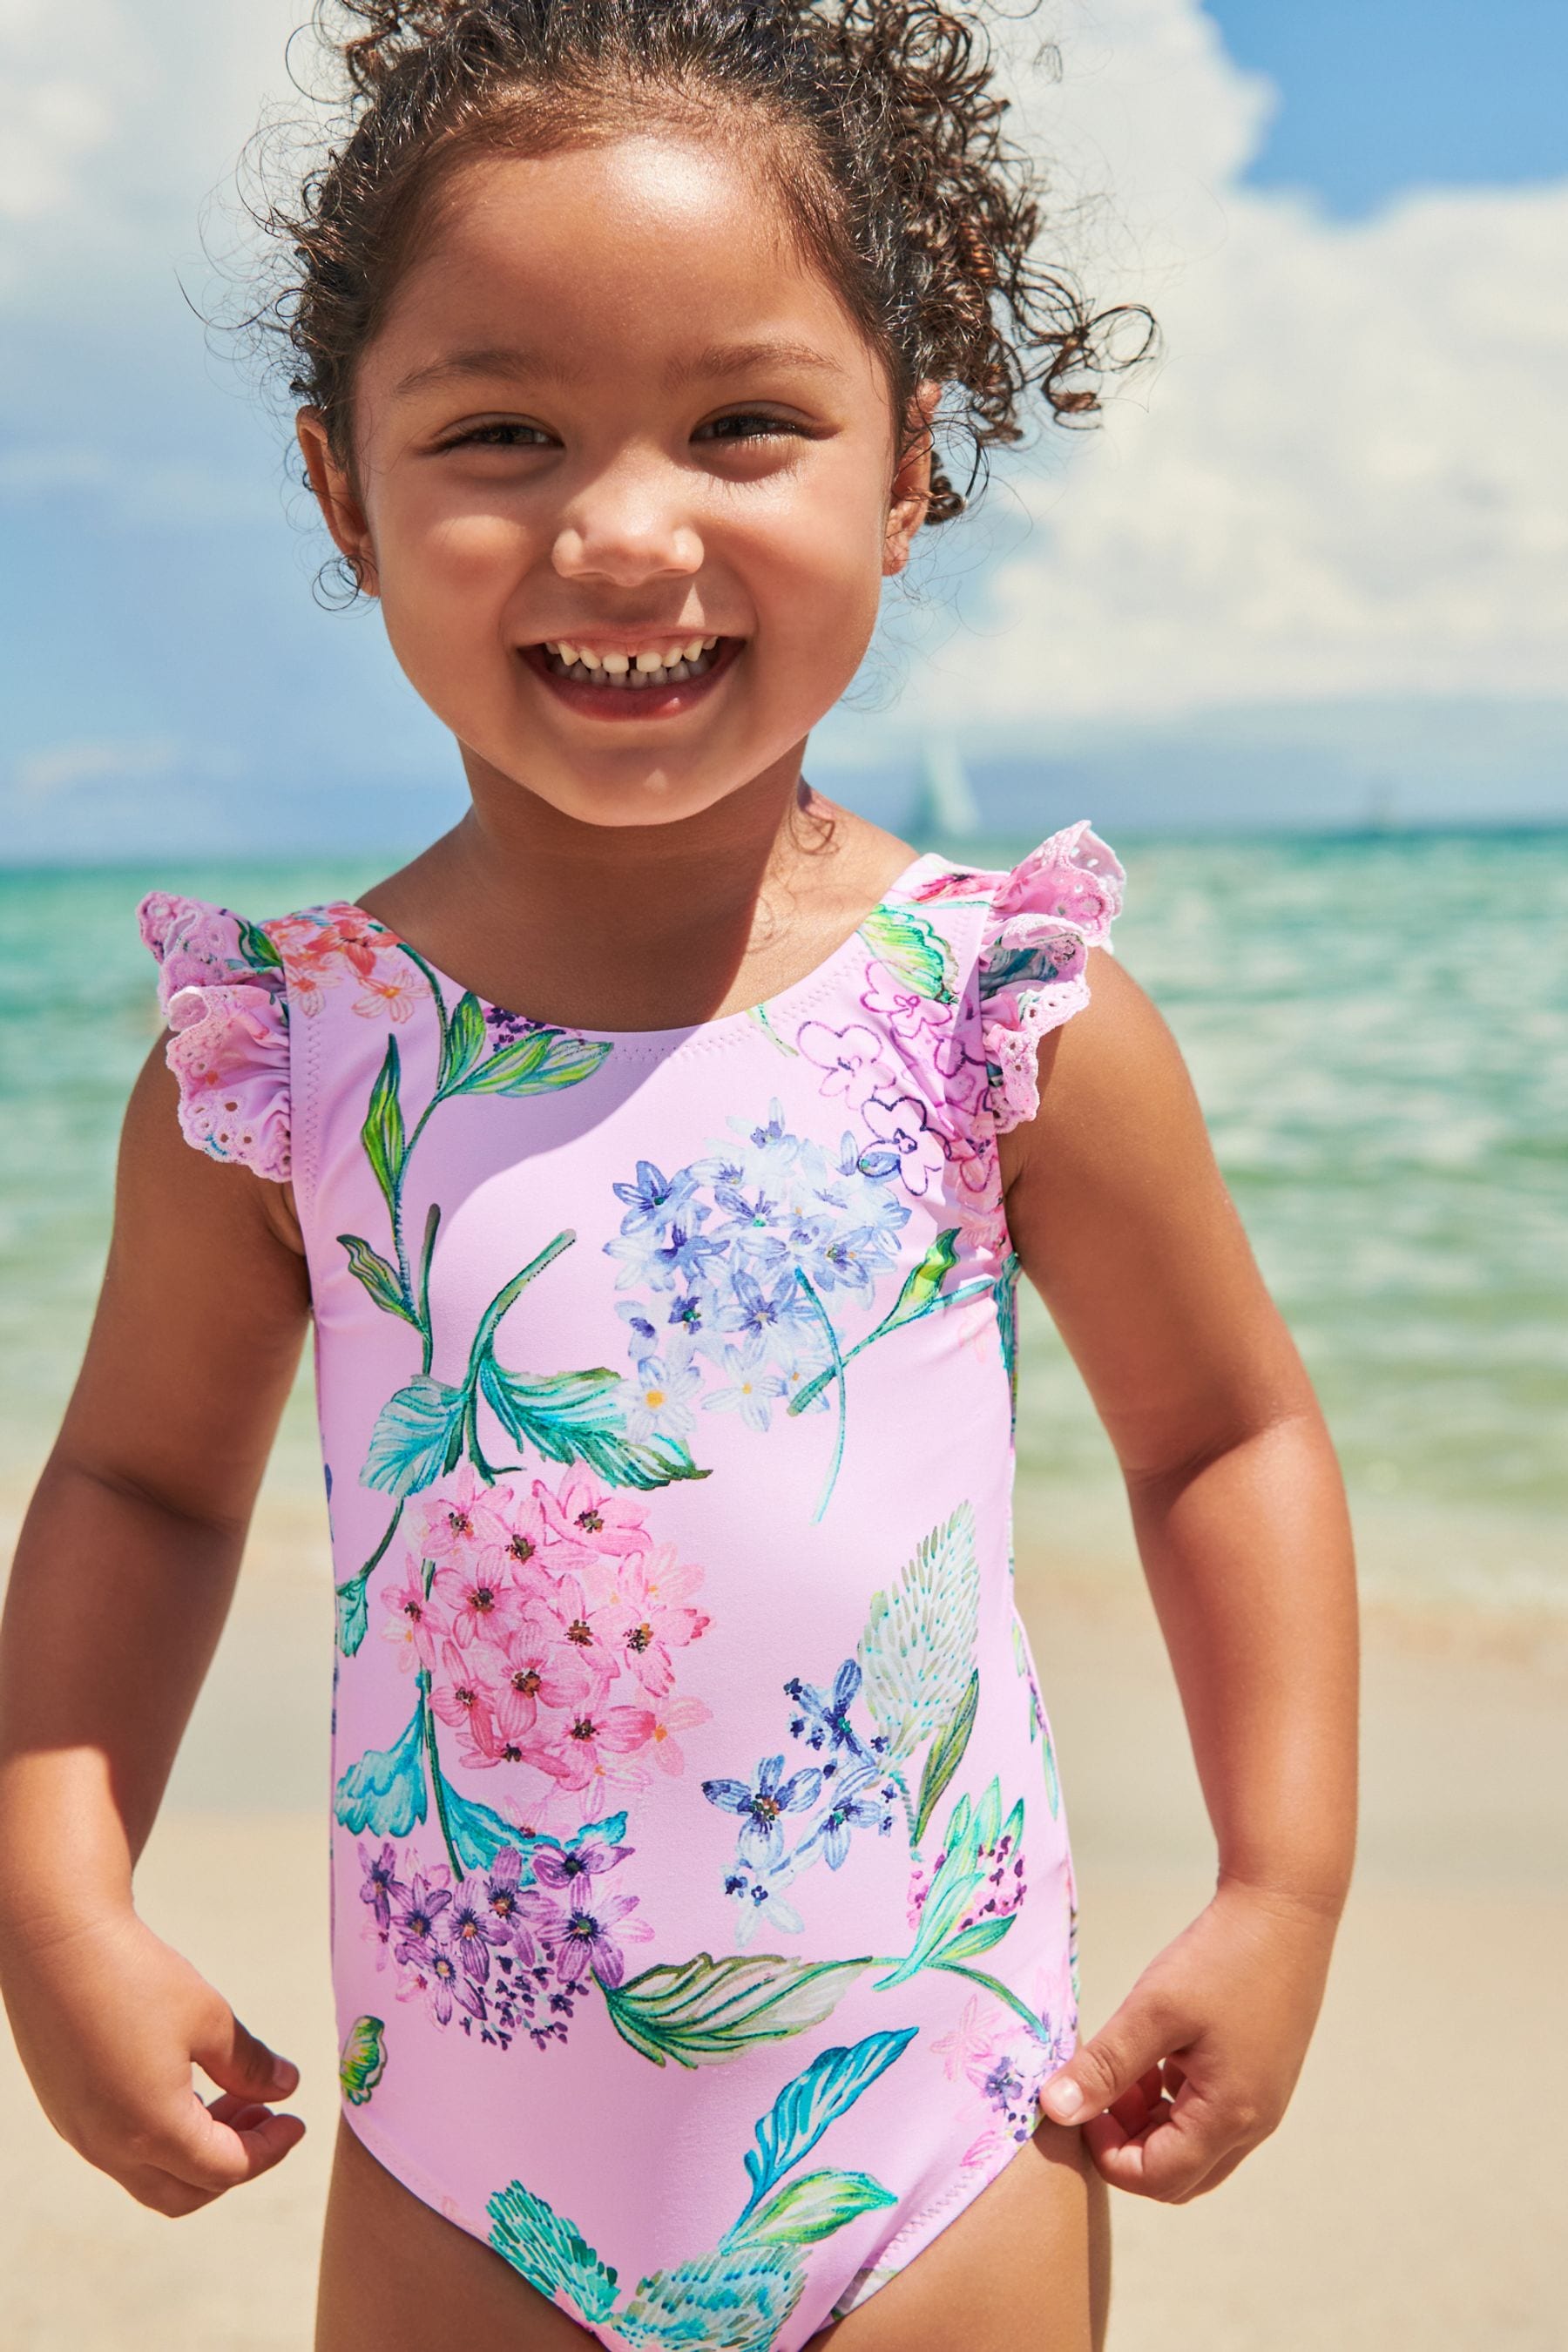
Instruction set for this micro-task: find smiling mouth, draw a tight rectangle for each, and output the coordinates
[519,632,740,715]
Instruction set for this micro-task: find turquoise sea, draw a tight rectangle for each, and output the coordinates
[1,834,1564,1611]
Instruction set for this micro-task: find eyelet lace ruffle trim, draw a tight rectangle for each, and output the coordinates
[138,892,291,1181]
[978,821,1125,1135]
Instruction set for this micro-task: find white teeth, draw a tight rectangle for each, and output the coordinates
[683,638,704,662]
[558,641,579,666]
[600,651,630,675]
[634,649,665,673]
[578,647,601,669]
[667,660,689,681]
[607,668,627,687]
[702,635,717,649]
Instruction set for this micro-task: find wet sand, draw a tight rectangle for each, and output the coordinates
[2,1491,1563,2349]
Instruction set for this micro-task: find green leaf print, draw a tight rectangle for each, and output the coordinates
[236,915,282,971]
[437,991,488,1094]
[735,2029,916,2226]
[487,2180,620,2325]
[617,2251,804,2351]
[913,1666,980,1844]
[361,1036,406,1216]
[602,1953,874,2068]
[361,1375,467,1497]
[337,2016,387,2105]
[477,1356,709,1491]
[334,1571,370,1654]
[878,1229,961,1335]
[936,1915,1017,1963]
[732,2168,897,2249]
[856,1503,980,1767]
[337,1233,422,1328]
[333,1693,429,1838]
[453,1026,613,1097]
[859,902,955,1004]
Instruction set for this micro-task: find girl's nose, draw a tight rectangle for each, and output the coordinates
[551,460,704,586]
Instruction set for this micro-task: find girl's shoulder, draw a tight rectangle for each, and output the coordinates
[904,820,1125,1135]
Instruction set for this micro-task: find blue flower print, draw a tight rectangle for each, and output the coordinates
[612,1159,698,1235]
[792,1763,898,1870]
[703,1753,823,1867]
[717,1267,808,1350]
[617,1301,660,1365]
[702,1343,789,1434]
[785,1659,874,1763]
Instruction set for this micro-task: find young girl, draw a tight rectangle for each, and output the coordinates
[0,2,1357,2346]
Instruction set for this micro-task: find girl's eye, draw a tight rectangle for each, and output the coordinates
[695,413,808,445]
[442,422,554,450]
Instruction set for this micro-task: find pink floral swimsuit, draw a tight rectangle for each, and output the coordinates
[140,822,1124,2349]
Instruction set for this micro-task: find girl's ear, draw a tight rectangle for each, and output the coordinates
[883,381,942,578]
[295,409,381,598]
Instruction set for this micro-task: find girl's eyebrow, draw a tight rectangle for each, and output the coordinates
[395,335,846,401]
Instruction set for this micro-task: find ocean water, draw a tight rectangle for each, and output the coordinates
[1,834,1564,1608]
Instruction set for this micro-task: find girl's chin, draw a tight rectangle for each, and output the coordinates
[517,635,744,723]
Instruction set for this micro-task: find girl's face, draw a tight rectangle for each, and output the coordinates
[299,132,932,828]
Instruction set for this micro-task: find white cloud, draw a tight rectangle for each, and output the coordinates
[891,0,1568,729]
[12,736,179,800]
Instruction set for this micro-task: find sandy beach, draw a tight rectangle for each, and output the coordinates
[2,1484,1563,2350]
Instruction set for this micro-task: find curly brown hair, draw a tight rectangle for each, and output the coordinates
[262,0,1152,535]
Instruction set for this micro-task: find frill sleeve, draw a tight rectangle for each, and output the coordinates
[137,892,292,1181]
[977,821,1125,1135]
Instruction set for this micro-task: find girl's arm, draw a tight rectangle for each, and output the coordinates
[1002,953,1358,2200]
[0,1044,313,2214]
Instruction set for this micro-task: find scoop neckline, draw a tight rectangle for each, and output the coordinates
[323,849,945,1052]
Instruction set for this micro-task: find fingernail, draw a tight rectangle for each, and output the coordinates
[1046,2078,1083,2119]
[270,2058,300,2093]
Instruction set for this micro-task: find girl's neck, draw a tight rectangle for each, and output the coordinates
[355,746,917,1033]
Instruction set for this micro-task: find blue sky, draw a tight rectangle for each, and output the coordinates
[1209,0,1567,215]
[1,0,1565,857]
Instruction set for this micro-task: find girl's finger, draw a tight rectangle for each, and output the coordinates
[190,2004,301,2102]
[1083,2073,1233,2201]
[1039,1989,1186,2127]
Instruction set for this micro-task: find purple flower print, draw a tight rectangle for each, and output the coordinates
[515,1886,652,1988]
[797,1019,892,1111]
[419,1936,489,2026]
[702,1752,823,1866]
[392,1866,453,1950]
[862,1092,948,1199]
[446,1870,513,1983]
[479,1847,538,1957]
[358,1840,407,1938]
[530,1826,632,1890]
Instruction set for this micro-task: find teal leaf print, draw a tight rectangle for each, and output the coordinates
[436,1771,523,1873]
[859,902,955,1004]
[856,1503,980,1767]
[361,1035,406,1215]
[618,2250,804,2351]
[736,2030,916,2226]
[603,1952,873,2068]
[361,1375,467,1496]
[333,1695,428,1837]
[913,1667,980,1844]
[877,1229,962,1336]
[437,991,488,1094]
[334,1571,369,1655]
[477,1356,709,1492]
[337,1233,420,1327]
[453,1027,613,1098]
[487,2180,619,2326]
[338,2015,387,2105]
[733,2168,897,2249]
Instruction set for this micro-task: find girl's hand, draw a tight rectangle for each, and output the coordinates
[2,1904,305,2217]
[1038,1879,1341,2201]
